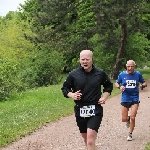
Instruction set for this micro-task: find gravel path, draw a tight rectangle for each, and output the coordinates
[1,80,150,150]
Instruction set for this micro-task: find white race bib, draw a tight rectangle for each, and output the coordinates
[80,105,95,117]
[126,80,136,88]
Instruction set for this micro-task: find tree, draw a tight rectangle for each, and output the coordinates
[19,0,66,86]
[0,12,34,100]
[20,0,150,79]
[92,0,150,79]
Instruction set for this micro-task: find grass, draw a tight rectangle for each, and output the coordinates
[0,69,150,147]
[0,85,74,146]
[145,142,150,150]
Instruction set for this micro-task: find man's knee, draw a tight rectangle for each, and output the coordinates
[122,116,128,122]
[130,115,136,121]
[87,138,95,148]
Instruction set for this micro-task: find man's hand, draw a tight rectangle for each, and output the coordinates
[68,90,82,100]
[120,86,126,91]
[140,84,146,90]
[98,97,106,104]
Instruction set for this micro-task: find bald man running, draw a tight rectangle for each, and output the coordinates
[115,60,147,141]
[61,50,113,150]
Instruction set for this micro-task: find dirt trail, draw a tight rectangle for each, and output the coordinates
[1,80,150,150]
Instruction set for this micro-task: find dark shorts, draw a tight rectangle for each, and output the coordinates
[121,101,140,108]
[76,115,103,133]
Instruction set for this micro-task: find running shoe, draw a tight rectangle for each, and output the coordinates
[126,116,130,128]
[127,133,132,141]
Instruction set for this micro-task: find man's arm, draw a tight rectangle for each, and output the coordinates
[102,92,110,100]
[98,92,110,104]
[67,90,82,100]
[140,81,147,90]
[115,82,120,89]
[61,74,73,98]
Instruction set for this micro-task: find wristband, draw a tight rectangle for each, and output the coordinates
[141,84,145,90]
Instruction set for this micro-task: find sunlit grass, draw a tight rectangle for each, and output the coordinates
[0,85,74,146]
[145,142,150,150]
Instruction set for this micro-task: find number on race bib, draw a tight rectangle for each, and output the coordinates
[80,105,95,117]
[126,80,136,88]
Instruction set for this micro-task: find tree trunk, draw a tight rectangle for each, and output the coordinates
[110,23,127,79]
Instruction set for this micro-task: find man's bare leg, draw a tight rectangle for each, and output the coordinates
[129,104,139,133]
[81,128,97,150]
[121,106,129,122]
[81,133,87,147]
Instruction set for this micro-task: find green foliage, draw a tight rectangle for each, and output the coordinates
[0,57,24,101]
[0,0,149,100]
[20,0,150,79]
[89,34,115,74]
[138,68,150,80]
[0,11,65,99]
[147,61,150,67]
[145,142,150,150]
[0,12,35,100]
[95,0,150,79]
[21,49,64,88]
[126,32,150,67]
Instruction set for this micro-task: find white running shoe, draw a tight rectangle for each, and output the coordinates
[126,116,130,128]
[127,133,132,141]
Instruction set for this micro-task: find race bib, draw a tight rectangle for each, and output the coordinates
[80,105,95,117]
[126,80,136,88]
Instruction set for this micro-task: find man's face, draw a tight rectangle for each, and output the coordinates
[80,53,93,72]
[126,62,135,74]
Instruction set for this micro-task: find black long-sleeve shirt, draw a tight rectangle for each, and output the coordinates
[61,65,113,105]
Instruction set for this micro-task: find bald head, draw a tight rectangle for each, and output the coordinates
[126,60,136,67]
[80,50,93,58]
[126,60,136,74]
[80,50,93,72]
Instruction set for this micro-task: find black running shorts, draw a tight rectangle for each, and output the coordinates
[76,115,103,133]
[121,101,140,108]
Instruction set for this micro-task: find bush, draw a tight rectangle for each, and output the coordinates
[21,50,64,88]
[0,57,25,101]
